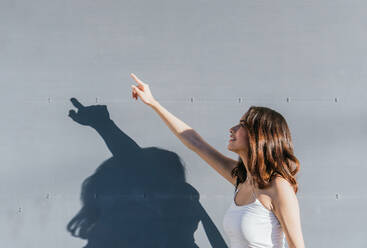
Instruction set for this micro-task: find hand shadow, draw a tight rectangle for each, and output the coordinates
[66,98,228,248]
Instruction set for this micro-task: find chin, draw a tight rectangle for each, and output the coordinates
[227,147,236,153]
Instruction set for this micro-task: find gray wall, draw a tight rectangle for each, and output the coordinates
[1,0,366,247]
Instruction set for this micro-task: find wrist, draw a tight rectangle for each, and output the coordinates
[149,99,159,109]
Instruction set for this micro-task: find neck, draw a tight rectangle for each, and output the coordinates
[239,151,254,185]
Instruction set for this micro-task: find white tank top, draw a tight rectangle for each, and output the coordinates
[222,186,286,248]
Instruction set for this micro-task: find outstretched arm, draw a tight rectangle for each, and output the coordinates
[131,73,238,186]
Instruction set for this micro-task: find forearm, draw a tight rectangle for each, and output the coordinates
[150,100,199,150]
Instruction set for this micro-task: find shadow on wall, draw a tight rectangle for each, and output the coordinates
[66,98,228,248]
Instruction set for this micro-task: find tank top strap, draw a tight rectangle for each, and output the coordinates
[251,187,257,200]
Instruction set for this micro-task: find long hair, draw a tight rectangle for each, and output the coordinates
[231,106,300,194]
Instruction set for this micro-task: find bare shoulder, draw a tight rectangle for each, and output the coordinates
[270,175,294,192]
[272,175,292,187]
[268,175,297,210]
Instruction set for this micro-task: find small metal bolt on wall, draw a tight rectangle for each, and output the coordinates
[335,193,341,200]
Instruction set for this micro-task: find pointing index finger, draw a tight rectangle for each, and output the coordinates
[70,97,85,110]
[130,73,144,85]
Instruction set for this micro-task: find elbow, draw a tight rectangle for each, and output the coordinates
[181,130,201,148]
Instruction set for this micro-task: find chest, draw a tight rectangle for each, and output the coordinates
[234,184,274,212]
[222,197,285,248]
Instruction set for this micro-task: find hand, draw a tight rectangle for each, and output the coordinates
[68,98,111,127]
[130,73,157,106]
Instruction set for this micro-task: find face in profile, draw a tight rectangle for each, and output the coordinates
[227,115,249,154]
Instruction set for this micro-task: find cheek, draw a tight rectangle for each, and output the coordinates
[242,137,249,146]
[236,133,248,146]
[239,129,248,139]
[240,132,249,146]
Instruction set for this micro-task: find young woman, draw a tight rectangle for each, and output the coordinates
[130,73,305,248]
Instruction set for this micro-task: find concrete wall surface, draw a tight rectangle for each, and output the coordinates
[0,0,366,247]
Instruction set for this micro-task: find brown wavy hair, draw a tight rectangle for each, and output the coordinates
[231,106,300,194]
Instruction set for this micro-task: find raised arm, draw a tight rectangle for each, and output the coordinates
[130,73,238,186]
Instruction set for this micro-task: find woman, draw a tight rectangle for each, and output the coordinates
[130,73,305,248]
